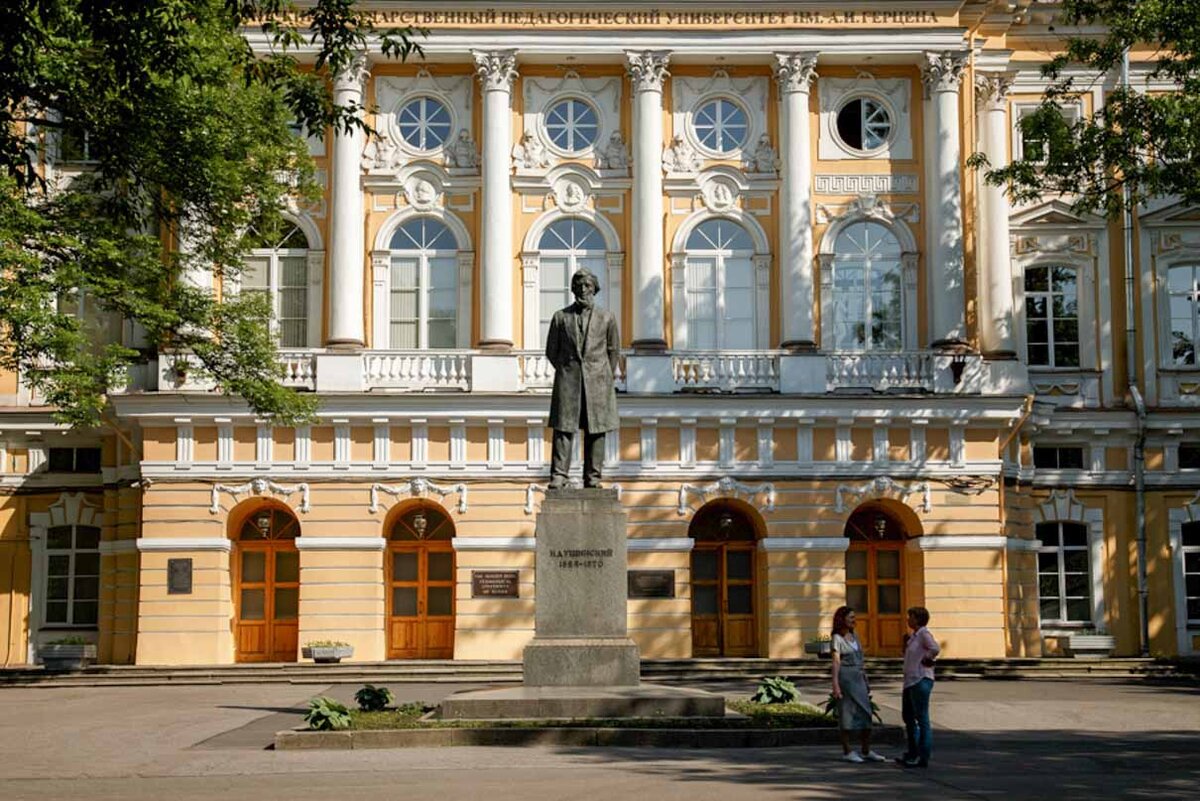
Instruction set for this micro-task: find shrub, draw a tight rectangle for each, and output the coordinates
[304,640,351,649]
[354,684,395,712]
[751,676,799,705]
[304,696,352,731]
[47,636,89,646]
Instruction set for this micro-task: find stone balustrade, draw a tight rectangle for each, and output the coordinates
[826,351,936,392]
[672,351,782,393]
[362,350,472,391]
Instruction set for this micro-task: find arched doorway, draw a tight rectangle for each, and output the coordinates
[689,501,761,657]
[387,501,455,659]
[844,502,912,656]
[233,504,300,663]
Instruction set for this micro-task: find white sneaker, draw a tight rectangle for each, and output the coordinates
[862,751,888,762]
[841,752,865,763]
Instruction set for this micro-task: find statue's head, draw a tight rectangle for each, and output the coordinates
[571,268,600,308]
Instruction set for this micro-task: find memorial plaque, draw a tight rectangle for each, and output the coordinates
[167,558,193,595]
[628,570,675,599]
[472,570,520,598]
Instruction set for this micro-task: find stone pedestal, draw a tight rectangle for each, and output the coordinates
[524,489,639,687]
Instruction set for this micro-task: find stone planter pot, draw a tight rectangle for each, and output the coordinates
[804,641,832,658]
[302,645,354,664]
[40,643,97,671]
[1066,633,1115,658]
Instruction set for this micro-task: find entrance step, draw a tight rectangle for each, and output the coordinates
[2,657,1194,688]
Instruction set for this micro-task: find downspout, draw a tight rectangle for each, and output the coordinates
[1122,48,1150,656]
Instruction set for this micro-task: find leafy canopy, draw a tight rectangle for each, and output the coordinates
[973,0,1200,218]
[0,1,420,428]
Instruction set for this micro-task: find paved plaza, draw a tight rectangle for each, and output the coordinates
[1,678,1197,800]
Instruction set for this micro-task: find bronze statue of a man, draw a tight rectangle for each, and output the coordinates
[545,268,620,489]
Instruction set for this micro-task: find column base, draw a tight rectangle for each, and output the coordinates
[780,339,818,353]
[630,338,668,353]
[982,349,1018,360]
[323,339,364,350]
[476,340,513,352]
[930,338,970,353]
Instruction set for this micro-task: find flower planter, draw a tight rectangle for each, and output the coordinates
[1066,633,1115,658]
[40,644,97,671]
[804,641,832,658]
[302,645,354,664]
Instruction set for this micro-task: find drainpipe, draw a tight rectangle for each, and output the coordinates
[1122,48,1150,657]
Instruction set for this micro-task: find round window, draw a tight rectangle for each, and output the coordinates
[835,96,892,152]
[544,98,599,152]
[396,97,452,151]
[693,98,749,154]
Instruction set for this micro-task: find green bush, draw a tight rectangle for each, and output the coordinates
[751,676,799,704]
[304,696,352,731]
[354,684,395,712]
[48,636,89,646]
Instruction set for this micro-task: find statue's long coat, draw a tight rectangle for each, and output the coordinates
[545,303,620,433]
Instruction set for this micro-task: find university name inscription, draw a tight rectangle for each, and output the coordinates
[354,8,944,28]
[550,547,613,569]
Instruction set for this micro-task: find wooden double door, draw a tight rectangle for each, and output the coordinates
[690,503,759,657]
[845,541,906,656]
[387,503,455,659]
[233,508,300,663]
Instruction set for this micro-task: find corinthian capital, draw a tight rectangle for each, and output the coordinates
[334,53,370,94]
[473,50,518,92]
[625,50,671,93]
[975,71,1016,111]
[773,53,819,94]
[921,51,967,96]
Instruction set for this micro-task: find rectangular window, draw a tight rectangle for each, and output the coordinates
[1182,522,1200,623]
[1167,264,1200,366]
[1032,446,1085,470]
[47,448,101,473]
[1180,444,1200,470]
[277,256,309,348]
[389,256,419,348]
[58,125,95,163]
[1017,105,1080,164]
[44,525,101,627]
[1036,521,1092,625]
[1024,265,1080,368]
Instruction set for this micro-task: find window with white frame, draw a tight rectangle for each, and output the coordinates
[830,221,903,350]
[682,219,756,349]
[835,96,893,153]
[1024,265,1080,367]
[243,222,312,348]
[1167,264,1200,366]
[396,96,452,151]
[544,98,600,153]
[692,98,749,155]
[1036,521,1092,625]
[388,218,459,349]
[1016,104,1080,164]
[537,219,607,346]
[44,524,100,626]
[1183,521,1200,624]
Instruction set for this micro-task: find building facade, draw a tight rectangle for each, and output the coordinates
[2,1,1198,667]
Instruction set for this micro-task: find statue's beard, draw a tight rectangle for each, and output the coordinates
[576,296,594,309]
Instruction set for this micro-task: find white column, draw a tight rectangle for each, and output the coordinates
[921,51,968,350]
[976,72,1018,358]
[774,53,819,351]
[626,50,670,351]
[473,50,518,351]
[327,55,368,348]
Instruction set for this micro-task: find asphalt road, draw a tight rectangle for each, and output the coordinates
[1,677,1197,800]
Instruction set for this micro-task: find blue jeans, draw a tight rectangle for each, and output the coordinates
[902,678,934,764]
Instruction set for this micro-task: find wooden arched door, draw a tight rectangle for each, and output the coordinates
[234,506,300,663]
[690,503,759,657]
[387,501,455,659]
[844,505,907,656]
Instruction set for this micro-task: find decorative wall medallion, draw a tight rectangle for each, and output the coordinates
[553,178,590,211]
[403,177,441,210]
[701,178,738,211]
[210,478,310,514]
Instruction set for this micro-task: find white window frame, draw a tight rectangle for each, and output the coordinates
[1163,260,1200,368]
[1014,256,1098,375]
[825,220,908,351]
[1035,520,1094,626]
[670,212,770,351]
[832,94,896,156]
[672,74,768,166]
[371,209,473,349]
[532,218,610,348]
[28,493,107,663]
[1168,497,1200,655]
[521,209,622,350]
[243,231,323,350]
[395,95,455,153]
[385,220,461,349]
[1033,490,1107,634]
[690,96,751,157]
[541,96,601,156]
[1011,101,1082,165]
[1022,262,1082,369]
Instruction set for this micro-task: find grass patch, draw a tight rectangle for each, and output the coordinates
[346,700,836,731]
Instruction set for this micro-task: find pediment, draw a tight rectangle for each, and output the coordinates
[1010,198,1105,229]
[1139,200,1200,226]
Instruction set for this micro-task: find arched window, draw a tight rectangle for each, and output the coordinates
[830,221,903,351]
[388,218,459,349]
[1025,265,1079,367]
[683,219,756,349]
[1035,521,1091,624]
[244,221,313,348]
[537,218,607,346]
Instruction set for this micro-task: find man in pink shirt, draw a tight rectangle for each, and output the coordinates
[898,606,940,768]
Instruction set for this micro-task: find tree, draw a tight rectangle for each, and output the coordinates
[972,0,1200,218]
[0,1,421,428]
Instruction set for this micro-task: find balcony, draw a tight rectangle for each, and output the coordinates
[362,350,472,392]
[672,351,782,393]
[516,351,627,393]
[826,351,937,393]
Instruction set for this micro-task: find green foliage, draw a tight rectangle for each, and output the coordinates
[304,640,350,648]
[0,2,420,428]
[304,696,352,731]
[972,0,1200,217]
[824,693,884,724]
[354,684,395,712]
[727,699,834,727]
[807,633,832,644]
[47,636,89,645]
[750,676,799,704]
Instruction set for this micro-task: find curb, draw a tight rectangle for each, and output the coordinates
[275,725,906,750]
